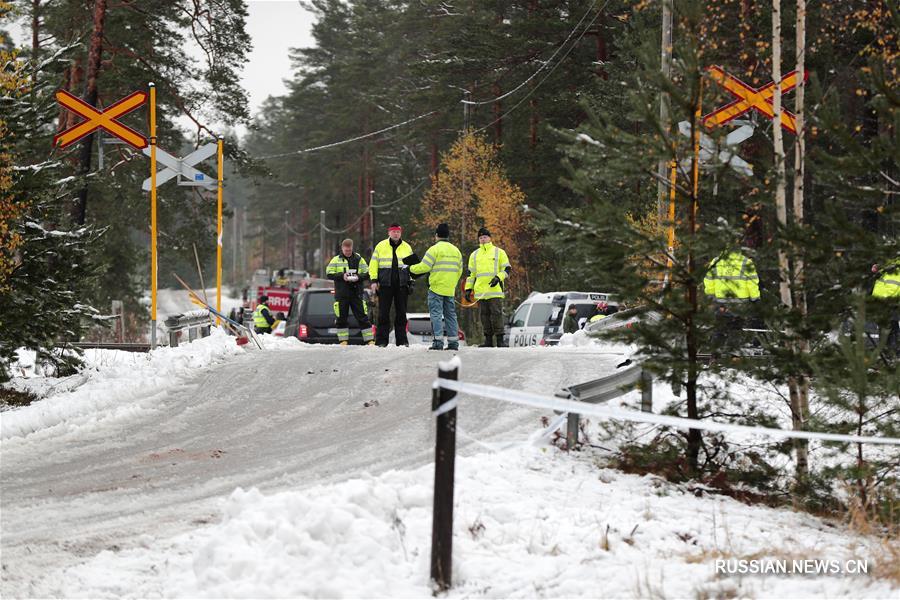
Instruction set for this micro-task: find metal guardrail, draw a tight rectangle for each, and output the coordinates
[557,361,653,450]
[70,342,151,353]
[164,310,212,347]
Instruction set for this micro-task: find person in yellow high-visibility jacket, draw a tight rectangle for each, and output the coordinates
[871,259,899,354]
[369,223,417,346]
[410,223,463,350]
[464,227,511,347]
[704,247,760,354]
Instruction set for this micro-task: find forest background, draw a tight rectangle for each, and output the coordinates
[0,0,897,519]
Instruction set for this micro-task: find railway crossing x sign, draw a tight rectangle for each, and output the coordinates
[141,143,217,191]
[54,90,148,149]
[702,66,807,134]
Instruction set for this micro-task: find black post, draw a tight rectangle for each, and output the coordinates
[431,362,458,593]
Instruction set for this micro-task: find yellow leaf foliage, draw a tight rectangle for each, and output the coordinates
[625,207,671,295]
[0,36,31,290]
[418,131,532,298]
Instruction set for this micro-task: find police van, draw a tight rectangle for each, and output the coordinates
[506,291,617,347]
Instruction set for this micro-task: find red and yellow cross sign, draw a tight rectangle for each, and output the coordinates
[54,90,149,149]
[702,66,807,134]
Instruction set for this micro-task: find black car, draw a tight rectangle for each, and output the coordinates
[283,287,375,344]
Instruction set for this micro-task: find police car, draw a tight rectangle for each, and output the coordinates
[505,291,618,347]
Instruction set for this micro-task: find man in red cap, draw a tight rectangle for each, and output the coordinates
[370,223,419,346]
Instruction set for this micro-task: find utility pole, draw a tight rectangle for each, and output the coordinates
[657,0,674,220]
[232,206,238,286]
[319,209,326,278]
[284,209,290,269]
[369,190,375,250]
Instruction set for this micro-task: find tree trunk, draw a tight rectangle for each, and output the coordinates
[71,0,107,226]
[772,0,790,309]
[685,77,703,476]
[791,0,810,482]
[31,0,41,65]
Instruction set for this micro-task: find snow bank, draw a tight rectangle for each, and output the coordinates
[41,446,895,599]
[1,329,250,440]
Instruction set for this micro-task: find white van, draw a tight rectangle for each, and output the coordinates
[506,291,617,347]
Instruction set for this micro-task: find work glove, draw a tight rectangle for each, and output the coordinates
[402,253,421,266]
[464,289,474,302]
[489,276,501,288]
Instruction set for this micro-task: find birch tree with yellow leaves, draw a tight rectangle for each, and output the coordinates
[418,131,534,298]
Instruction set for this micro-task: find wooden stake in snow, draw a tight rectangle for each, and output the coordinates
[430,359,459,593]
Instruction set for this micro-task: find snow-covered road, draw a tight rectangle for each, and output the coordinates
[1,342,625,596]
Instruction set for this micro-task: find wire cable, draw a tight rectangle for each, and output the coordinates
[371,178,429,208]
[260,111,439,159]
[462,0,599,106]
[474,0,608,134]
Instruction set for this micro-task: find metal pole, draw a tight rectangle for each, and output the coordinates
[319,209,326,278]
[232,205,238,287]
[566,412,580,450]
[216,136,224,326]
[369,190,375,251]
[149,82,158,350]
[431,362,458,592]
[641,371,654,413]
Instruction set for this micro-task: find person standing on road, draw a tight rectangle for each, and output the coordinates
[326,239,375,346]
[703,245,760,353]
[464,227,511,347]
[411,223,463,350]
[871,259,900,354]
[563,305,580,333]
[252,295,276,334]
[369,223,418,346]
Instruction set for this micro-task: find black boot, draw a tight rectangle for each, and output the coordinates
[482,334,494,348]
[495,335,505,348]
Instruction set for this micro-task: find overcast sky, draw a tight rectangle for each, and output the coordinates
[4,0,316,135]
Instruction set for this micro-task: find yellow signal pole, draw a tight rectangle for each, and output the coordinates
[666,159,677,270]
[149,82,158,349]
[216,136,224,325]
[691,81,702,229]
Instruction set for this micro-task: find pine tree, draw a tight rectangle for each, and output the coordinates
[0,27,100,381]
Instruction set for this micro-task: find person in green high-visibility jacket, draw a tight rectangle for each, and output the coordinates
[464,227,511,348]
[326,238,375,346]
[704,247,760,354]
[369,223,418,346]
[410,223,463,350]
[703,249,760,303]
[252,295,275,334]
[871,259,899,354]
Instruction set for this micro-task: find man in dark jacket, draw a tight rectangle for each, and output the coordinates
[326,239,375,345]
[369,223,418,346]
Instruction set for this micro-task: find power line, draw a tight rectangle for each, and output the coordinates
[461,0,599,107]
[260,111,439,159]
[475,0,608,135]
[372,178,429,208]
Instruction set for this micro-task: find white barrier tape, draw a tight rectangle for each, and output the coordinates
[433,379,900,446]
[456,424,521,452]
[432,397,458,418]
[528,413,569,445]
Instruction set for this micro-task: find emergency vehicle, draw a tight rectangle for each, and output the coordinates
[506,291,618,347]
[247,268,311,314]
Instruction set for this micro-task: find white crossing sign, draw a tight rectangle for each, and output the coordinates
[677,120,754,177]
[141,143,217,191]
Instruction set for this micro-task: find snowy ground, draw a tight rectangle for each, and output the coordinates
[1,331,896,598]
